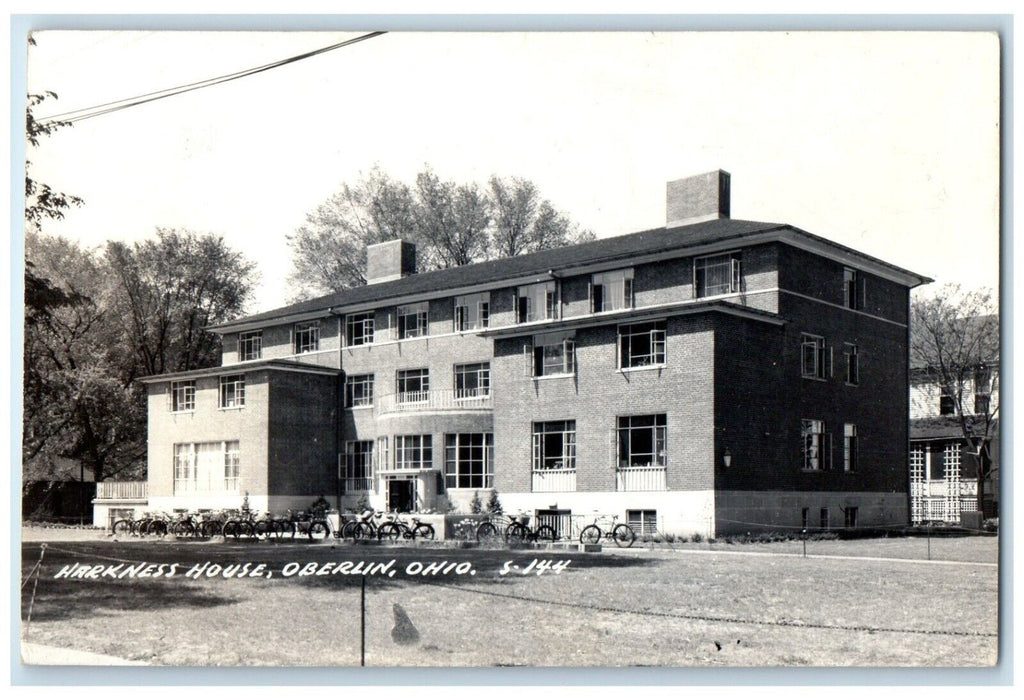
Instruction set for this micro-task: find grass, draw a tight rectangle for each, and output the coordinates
[19,535,998,667]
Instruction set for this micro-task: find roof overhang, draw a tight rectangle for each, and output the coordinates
[137,359,341,384]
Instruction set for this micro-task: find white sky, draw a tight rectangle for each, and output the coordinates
[24,30,1000,313]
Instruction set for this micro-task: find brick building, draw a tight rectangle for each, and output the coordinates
[119,171,931,536]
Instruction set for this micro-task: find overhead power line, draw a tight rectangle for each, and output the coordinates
[37,31,386,126]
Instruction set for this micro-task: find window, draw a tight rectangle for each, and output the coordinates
[801,334,829,380]
[239,331,262,361]
[529,332,575,377]
[801,507,810,530]
[454,293,490,331]
[532,421,577,471]
[618,414,667,468]
[974,393,991,415]
[344,441,373,491]
[294,321,320,354]
[974,367,992,414]
[695,252,741,298]
[345,374,374,408]
[591,269,634,312]
[843,424,858,472]
[219,375,245,408]
[170,381,196,412]
[627,509,658,536]
[843,268,864,310]
[844,343,859,385]
[173,441,240,493]
[397,369,429,403]
[619,321,666,368]
[346,312,375,346]
[844,506,858,528]
[801,418,830,471]
[395,435,433,470]
[444,433,494,489]
[939,392,956,416]
[454,362,490,398]
[516,281,558,323]
[397,303,428,339]
[820,508,830,530]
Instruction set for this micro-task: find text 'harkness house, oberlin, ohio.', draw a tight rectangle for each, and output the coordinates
[95,170,932,537]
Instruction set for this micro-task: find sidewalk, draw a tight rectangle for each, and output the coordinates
[21,641,147,666]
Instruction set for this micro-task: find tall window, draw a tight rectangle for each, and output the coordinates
[345,374,374,408]
[173,441,240,493]
[695,252,741,297]
[239,330,262,361]
[516,281,558,323]
[454,293,489,331]
[397,369,429,403]
[619,321,666,368]
[397,303,428,339]
[974,366,992,414]
[444,433,494,489]
[294,321,320,354]
[346,312,375,346]
[591,269,634,312]
[170,381,196,412]
[820,508,830,530]
[801,334,829,380]
[529,332,575,377]
[844,343,859,385]
[801,418,830,471]
[617,414,667,468]
[939,392,956,416]
[844,268,864,310]
[843,423,858,472]
[219,375,245,408]
[532,421,576,471]
[344,441,373,491]
[844,506,858,528]
[395,435,433,470]
[454,362,490,398]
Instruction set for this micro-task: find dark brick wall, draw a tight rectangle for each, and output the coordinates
[267,371,340,497]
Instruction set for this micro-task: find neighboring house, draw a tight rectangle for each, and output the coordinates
[23,457,94,523]
[909,355,999,523]
[121,171,931,536]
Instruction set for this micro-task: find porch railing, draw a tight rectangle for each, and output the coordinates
[95,481,148,500]
[531,469,577,492]
[616,466,668,491]
[377,388,493,415]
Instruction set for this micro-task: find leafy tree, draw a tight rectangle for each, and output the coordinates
[911,284,999,513]
[287,165,593,300]
[25,91,83,229]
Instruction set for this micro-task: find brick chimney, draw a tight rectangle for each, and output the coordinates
[666,170,731,228]
[366,239,417,285]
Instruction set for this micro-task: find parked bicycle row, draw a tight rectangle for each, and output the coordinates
[111,508,636,547]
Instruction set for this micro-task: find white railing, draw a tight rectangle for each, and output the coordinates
[920,497,980,523]
[532,469,577,492]
[96,481,148,500]
[377,388,493,415]
[616,466,668,491]
[342,477,374,493]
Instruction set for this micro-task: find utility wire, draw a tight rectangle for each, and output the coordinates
[37,31,386,126]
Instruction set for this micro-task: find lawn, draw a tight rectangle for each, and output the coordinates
[19,535,998,667]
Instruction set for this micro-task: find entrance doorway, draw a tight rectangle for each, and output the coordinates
[387,479,416,512]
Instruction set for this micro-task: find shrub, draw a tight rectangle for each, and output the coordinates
[690,532,704,543]
[983,518,999,533]
[486,489,503,515]
[469,491,483,514]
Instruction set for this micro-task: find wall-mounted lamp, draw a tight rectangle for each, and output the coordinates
[722,448,732,468]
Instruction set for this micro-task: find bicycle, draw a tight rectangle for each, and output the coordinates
[341,510,386,541]
[377,512,435,541]
[476,513,557,545]
[578,513,636,548]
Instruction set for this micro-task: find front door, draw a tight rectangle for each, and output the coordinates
[387,479,415,512]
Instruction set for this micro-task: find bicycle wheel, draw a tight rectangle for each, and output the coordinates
[353,522,375,541]
[134,519,151,536]
[476,522,501,545]
[149,520,168,537]
[612,523,636,548]
[535,525,557,542]
[413,524,435,541]
[308,520,329,540]
[275,520,296,540]
[253,520,272,539]
[505,521,528,545]
[341,520,358,539]
[377,522,402,541]
[201,520,223,538]
[239,521,256,539]
[580,525,602,545]
[222,520,241,539]
[112,519,132,536]
[172,521,195,538]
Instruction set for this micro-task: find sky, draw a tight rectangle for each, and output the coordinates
[22,30,1001,314]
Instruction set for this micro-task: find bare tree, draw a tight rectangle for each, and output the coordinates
[911,284,999,514]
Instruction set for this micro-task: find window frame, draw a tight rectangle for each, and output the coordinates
[532,420,577,472]
[454,362,491,399]
[801,418,831,471]
[345,312,375,347]
[454,293,490,332]
[345,374,375,408]
[516,281,558,323]
[170,380,196,413]
[394,434,434,471]
[529,332,576,378]
[844,343,859,385]
[590,269,635,313]
[694,252,742,298]
[843,267,864,310]
[843,423,858,472]
[397,368,430,404]
[801,333,830,380]
[618,321,667,369]
[173,440,240,493]
[627,509,658,536]
[396,302,429,340]
[238,330,263,361]
[443,433,494,489]
[294,321,321,354]
[617,414,668,468]
[218,375,246,409]
[343,440,374,491]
